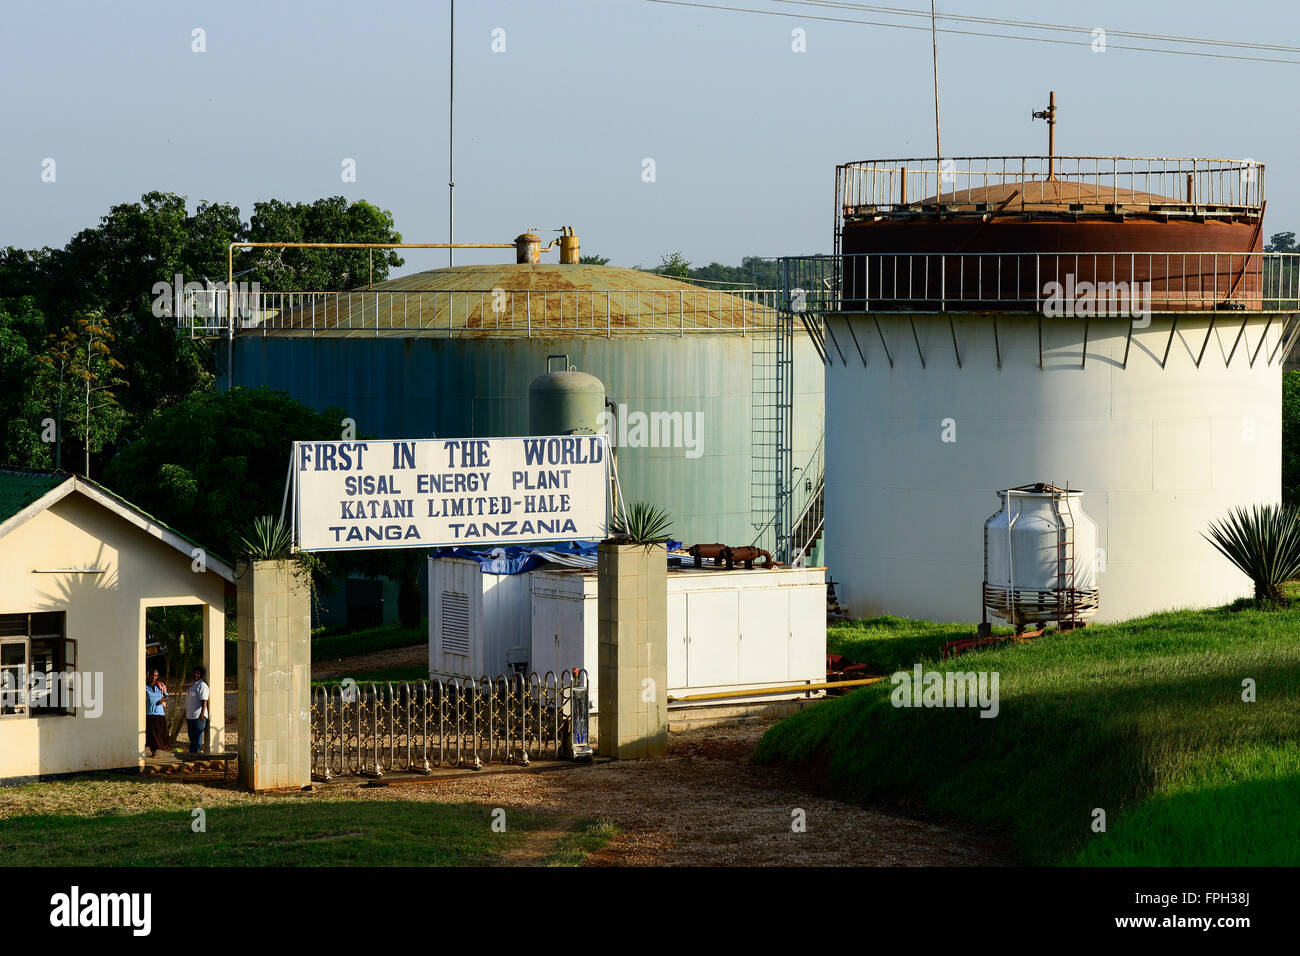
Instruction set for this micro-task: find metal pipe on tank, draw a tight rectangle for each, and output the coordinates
[559,227,580,264]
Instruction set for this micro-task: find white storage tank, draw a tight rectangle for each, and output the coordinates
[983,483,1099,628]
[814,154,1290,624]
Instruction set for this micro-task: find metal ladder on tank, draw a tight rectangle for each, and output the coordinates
[1052,491,1078,630]
[750,309,782,550]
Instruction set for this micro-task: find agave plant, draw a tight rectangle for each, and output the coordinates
[1203,503,1300,603]
[239,514,294,561]
[608,501,674,545]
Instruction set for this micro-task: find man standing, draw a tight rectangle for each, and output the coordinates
[185,667,210,754]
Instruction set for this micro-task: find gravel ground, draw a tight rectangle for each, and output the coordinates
[208,649,1009,865]
[339,722,1010,866]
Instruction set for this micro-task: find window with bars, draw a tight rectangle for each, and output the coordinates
[0,612,76,717]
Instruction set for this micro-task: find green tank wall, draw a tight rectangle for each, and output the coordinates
[221,334,824,548]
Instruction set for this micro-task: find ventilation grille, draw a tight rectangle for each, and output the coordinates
[440,591,471,657]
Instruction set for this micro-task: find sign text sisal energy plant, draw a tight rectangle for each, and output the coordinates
[293,436,609,552]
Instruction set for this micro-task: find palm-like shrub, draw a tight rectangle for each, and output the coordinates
[239,514,293,560]
[608,501,674,545]
[1203,503,1300,603]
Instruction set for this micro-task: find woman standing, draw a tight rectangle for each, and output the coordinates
[145,669,170,757]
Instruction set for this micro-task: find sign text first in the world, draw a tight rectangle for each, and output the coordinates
[293,436,608,551]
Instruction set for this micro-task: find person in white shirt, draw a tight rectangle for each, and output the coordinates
[185,667,210,754]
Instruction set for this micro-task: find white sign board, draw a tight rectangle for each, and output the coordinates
[293,436,609,552]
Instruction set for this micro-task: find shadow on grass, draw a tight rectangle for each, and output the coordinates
[754,645,1300,866]
[0,800,573,867]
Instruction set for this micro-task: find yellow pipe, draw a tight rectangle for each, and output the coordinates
[667,676,885,704]
[225,240,519,330]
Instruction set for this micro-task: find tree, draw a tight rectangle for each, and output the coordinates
[34,311,127,475]
[243,197,404,290]
[579,253,611,266]
[0,297,52,468]
[103,387,349,562]
[9,191,406,468]
[655,252,692,279]
[1266,232,1297,253]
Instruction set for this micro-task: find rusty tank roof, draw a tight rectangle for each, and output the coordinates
[261,264,777,336]
[368,263,720,294]
[838,156,1265,228]
[913,180,1180,213]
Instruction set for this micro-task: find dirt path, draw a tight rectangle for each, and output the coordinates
[311,644,426,681]
[361,722,1009,866]
[241,644,1004,864]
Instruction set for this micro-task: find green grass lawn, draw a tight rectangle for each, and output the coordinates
[311,621,427,663]
[0,782,614,866]
[757,601,1300,866]
[827,616,1016,672]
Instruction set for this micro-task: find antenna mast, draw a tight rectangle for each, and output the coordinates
[1032,91,1058,180]
[930,0,942,208]
[449,0,455,266]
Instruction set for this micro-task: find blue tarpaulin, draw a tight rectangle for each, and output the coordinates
[431,540,682,575]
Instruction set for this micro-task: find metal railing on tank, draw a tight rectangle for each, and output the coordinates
[780,251,1300,314]
[754,432,824,565]
[174,288,782,338]
[837,156,1265,223]
[309,669,591,780]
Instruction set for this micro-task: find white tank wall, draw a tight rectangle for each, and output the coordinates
[824,312,1285,623]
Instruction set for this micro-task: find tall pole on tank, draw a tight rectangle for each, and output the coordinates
[449,0,455,266]
[930,0,942,211]
[1047,90,1056,180]
[1033,91,1058,181]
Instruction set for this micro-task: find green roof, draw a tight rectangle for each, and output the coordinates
[0,468,70,524]
[0,467,234,578]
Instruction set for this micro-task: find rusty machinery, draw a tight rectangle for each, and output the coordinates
[687,543,774,570]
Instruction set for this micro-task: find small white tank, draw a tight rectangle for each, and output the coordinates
[983,483,1099,627]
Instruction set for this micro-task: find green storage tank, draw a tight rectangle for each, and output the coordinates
[528,355,606,436]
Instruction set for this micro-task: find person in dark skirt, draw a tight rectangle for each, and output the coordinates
[145,669,170,756]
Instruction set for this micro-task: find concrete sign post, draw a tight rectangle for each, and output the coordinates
[597,542,669,759]
[237,559,311,791]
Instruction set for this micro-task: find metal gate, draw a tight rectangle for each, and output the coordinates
[310,670,591,780]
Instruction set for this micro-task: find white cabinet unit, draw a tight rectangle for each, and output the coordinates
[530,565,827,710]
[428,558,532,679]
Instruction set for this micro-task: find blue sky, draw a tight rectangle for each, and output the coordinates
[2,0,1296,274]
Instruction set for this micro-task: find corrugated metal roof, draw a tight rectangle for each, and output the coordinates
[0,468,68,524]
[370,264,720,294]
[266,264,775,335]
